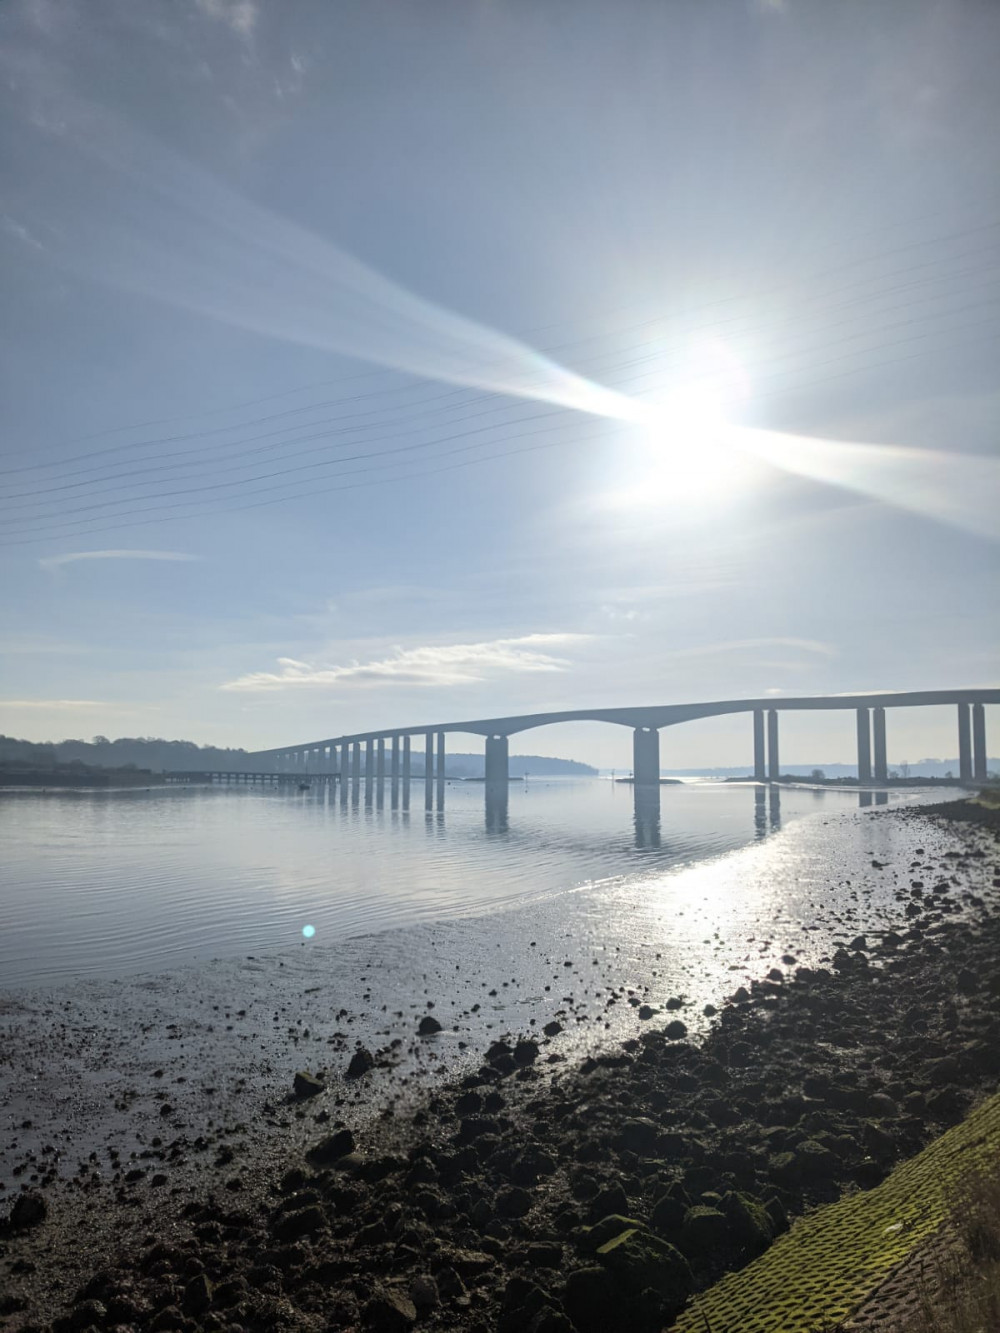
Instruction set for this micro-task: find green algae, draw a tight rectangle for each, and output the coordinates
[670,1089,1000,1333]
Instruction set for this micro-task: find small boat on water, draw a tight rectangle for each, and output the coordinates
[297,782,311,792]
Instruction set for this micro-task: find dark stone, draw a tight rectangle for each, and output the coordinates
[307,1128,356,1163]
[9,1192,47,1229]
[562,1266,619,1333]
[496,1186,533,1219]
[681,1205,729,1255]
[514,1039,540,1066]
[362,1289,417,1330]
[650,1194,687,1236]
[665,1020,688,1040]
[272,1204,325,1242]
[347,1048,376,1079]
[182,1273,213,1315]
[543,1021,563,1037]
[418,1015,442,1036]
[617,1118,659,1155]
[293,1070,325,1099]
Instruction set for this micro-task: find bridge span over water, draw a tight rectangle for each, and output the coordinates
[252,689,997,813]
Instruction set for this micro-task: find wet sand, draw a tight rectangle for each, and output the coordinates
[1,800,998,1331]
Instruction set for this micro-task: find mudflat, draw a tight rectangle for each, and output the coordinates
[1,801,998,1332]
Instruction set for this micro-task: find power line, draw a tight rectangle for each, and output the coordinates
[2,214,997,479]
[3,250,997,513]
[3,315,996,548]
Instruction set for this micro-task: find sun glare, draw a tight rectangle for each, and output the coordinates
[605,340,752,509]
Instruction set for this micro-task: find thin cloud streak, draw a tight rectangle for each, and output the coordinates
[222,634,592,692]
[39,548,200,570]
[0,698,105,708]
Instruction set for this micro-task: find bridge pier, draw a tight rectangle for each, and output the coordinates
[485,734,509,787]
[376,738,386,808]
[973,703,988,782]
[856,707,872,783]
[632,725,659,787]
[767,710,780,781]
[424,732,433,810]
[339,743,348,804]
[351,741,361,801]
[365,740,374,805]
[958,704,973,782]
[753,709,766,781]
[436,731,446,809]
[873,706,888,782]
[402,736,411,810]
[485,734,509,831]
[391,737,400,808]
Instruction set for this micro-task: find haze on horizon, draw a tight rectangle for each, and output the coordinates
[0,0,997,770]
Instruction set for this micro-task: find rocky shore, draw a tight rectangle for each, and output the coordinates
[2,800,999,1333]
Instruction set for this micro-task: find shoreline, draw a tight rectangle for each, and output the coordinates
[1,800,998,1331]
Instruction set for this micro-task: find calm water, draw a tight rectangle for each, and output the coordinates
[0,778,947,988]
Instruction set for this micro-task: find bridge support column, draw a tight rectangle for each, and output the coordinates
[767,710,780,781]
[973,703,988,782]
[632,726,659,787]
[391,737,400,808]
[485,734,509,831]
[436,731,446,809]
[958,704,973,782]
[376,738,386,808]
[402,736,411,810]
[424,732,434,810]
[753,709,766,781]
[365,740,374,805]
[339,743,348,804]
[485,734,509,786]
[856,707,872,783]
[351,742,361,800]
[873,707,888,782]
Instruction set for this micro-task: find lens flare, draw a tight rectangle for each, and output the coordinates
[301,924,315,939]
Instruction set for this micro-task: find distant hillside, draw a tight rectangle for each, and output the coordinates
[0,735,597,778]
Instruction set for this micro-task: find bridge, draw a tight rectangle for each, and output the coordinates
[251,688,997,814]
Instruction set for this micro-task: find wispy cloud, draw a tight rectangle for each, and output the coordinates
[0,699,105,709]
[222,634,592,692]
[664,637,835,661]
[39,549,201,571]
[194,0,258,36]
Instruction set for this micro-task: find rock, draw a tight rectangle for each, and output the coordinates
[795,1139,839,1180]
[273,1204,325,1242]
[418,1015,442,1036]
[721,1192,773,1254]
[650,1193,687,1236]
[665,1020,688,1040]
[9,1191,47,1229]
[514,1039,540,1066]
[182,1273,213,1315]
[363,1289,417,1330]
[307,1127,356,1163]
[595,1224,692,1316]
[638,1005,656,1020]
[681,1205,729,1255]
[563,1267,619,1333]
[347,1047,376,1079]
[578,1214,645,1254]
[293,1070,325,1099]
[617,1118,659,1155]
[410,1275,439,1310]
[543,1021,563,1037]
[496,1186,533,1219]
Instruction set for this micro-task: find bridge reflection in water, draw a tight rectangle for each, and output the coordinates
[252,689,994,845]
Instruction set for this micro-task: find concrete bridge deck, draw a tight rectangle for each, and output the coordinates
[251,688,997,815]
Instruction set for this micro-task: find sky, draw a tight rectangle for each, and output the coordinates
[0,0,997,770]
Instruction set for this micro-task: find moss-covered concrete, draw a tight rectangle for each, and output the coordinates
[670,1088,1000,1333]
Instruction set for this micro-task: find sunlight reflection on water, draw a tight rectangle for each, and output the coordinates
[0,778,947,987]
